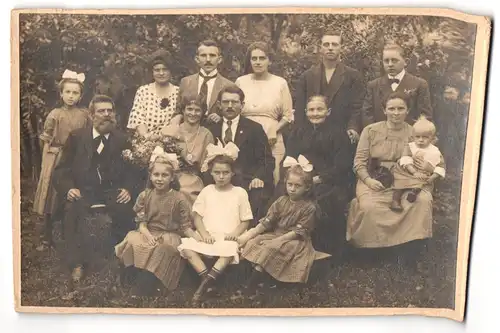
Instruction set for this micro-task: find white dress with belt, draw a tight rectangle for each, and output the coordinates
[235,73,293,184]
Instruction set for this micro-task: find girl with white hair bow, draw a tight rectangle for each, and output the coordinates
[33,69,90,252]
[178,140,253,306]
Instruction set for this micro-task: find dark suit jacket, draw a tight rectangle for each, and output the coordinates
[53,126,135,198]
[362,72,433,128]
[175,72,234,117]
[294,63,365,133]
[205,117,275,188]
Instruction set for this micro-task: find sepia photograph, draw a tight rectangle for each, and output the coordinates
[11,7,490,321]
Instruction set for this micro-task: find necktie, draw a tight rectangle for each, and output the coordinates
[199,72,217,112]
[224,120,233,144]
[94,135,106,154]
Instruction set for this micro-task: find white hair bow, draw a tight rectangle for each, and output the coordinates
[282,155,313,172]
[150,146,179,170]
[201,139,239,172]
[62,69,85,83]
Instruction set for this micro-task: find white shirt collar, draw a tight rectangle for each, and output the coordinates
[93,127,110,139]
[199,69,218,77]
[389,69,406,81]
[223,114,240,125]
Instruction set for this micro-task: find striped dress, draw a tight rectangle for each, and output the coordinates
[240,196,328,283]
[115,188,193,290]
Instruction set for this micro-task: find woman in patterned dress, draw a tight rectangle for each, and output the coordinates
[235,42,293,185]
[127,49,179,139]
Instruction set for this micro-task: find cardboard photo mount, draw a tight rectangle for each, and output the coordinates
[10,7,491,322]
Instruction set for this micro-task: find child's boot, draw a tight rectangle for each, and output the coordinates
[191,274,212,307]
[390,189,404,212]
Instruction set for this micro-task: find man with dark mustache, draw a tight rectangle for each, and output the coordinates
[53,94,136,283]
[171,39,233,125]
[205,85,275,223]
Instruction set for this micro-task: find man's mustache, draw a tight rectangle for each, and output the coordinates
[96,117,116,124]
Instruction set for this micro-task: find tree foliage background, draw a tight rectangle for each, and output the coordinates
[19,13,477,179]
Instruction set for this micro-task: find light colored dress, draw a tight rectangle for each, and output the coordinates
[346,121,434,248]
[33,107,90,215]
[240,196,329,283]
[127,83,179,135]
[235,74,293,184]
[178,184,253,264]
[115,188,193,290]
[393,142,446,189]
[160,124,215,204]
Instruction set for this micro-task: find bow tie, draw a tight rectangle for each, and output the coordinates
[199,72,217,80]
[94,135,107,142]
[389,78,400,85]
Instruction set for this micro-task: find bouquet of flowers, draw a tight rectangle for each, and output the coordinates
[122,133,183,170]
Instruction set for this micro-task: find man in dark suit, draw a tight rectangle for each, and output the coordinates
[294,30,365,144]
[205,85,275,222]
[362,43,433,128]
[171,39,233,126]
[53,95,136,282]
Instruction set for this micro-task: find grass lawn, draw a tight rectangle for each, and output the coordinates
[19,173,460,310]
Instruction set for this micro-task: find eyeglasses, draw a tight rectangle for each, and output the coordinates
[220,100,241,106]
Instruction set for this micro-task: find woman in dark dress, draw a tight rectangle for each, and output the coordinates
[284,95,354,259]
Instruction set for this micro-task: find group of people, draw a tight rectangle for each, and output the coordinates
[32,29,446,306]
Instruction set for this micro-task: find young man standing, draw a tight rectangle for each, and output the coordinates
[294,30,365,144]
[362,43,433,128]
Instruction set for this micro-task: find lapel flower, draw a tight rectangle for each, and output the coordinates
[404,88,416,95]
[160,98,170,109]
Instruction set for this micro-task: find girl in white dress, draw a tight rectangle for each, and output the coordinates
[178,142,253,306]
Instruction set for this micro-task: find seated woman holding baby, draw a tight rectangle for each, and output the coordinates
[347,91,444,270]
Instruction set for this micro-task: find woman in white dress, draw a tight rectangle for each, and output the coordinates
[235,42,293,184]
[127,49,179,139]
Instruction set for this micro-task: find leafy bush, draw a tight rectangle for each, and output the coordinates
[18,13,476,176]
